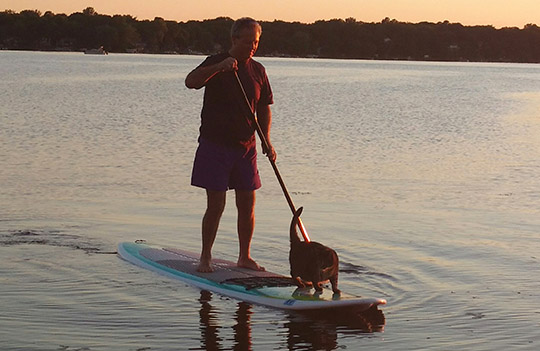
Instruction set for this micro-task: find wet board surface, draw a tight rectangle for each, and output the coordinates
[118,241,387,311]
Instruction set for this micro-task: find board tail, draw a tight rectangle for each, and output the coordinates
[290,207,304,244]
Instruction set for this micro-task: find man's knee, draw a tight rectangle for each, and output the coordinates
[235,190,255,213]
[206,190,226,215]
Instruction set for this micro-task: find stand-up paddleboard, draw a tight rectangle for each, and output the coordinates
[118,241,386,311]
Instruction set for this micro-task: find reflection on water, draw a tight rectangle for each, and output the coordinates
[233,301,253,351]
[197,290,385,351]
[198,290,223,351]
[284,306,385,350]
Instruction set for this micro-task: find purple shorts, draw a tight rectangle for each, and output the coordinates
[191,138,261,191]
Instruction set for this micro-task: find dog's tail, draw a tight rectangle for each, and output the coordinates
[290,207,303,244]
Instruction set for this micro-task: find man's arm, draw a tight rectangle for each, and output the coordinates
[185,57,238,89]
[256,104,276,162]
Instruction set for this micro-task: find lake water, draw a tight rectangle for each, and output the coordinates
[1,51,540,350]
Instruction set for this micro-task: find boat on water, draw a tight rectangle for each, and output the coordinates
[84,46,108,55]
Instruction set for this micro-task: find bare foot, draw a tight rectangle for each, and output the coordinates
[197,257,214,273]
[237,257,265,271]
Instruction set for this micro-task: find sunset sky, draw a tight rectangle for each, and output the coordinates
[2,0,539,28]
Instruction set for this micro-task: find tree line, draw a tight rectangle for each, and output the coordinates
[2,7,540,63]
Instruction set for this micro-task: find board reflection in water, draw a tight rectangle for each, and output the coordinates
[197,290,385,351]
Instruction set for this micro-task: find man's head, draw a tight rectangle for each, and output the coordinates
[230,17,262,62]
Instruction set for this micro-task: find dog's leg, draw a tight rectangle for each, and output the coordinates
[330,274,341,294]
[294,276,306,288]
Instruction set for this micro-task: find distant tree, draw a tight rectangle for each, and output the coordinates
[203,17,233,52]
[110,15,140,52]
[15,10,43,49]
[135,17,169,53]
[83,7,96,16]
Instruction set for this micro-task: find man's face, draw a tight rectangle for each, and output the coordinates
[232,26,260,61]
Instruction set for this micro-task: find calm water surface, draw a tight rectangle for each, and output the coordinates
[1,51,540,350]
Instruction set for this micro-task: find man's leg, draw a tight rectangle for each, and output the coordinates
[198,190,226,272]
[235,190,265,271]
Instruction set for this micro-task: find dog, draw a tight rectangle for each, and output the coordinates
[289,207,340,294]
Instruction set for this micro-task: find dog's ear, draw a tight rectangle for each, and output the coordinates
[295,207,303,217]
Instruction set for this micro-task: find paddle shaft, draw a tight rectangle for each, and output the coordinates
[234,71,310,242]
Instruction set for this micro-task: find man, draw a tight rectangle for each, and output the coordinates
[185,18,276,273]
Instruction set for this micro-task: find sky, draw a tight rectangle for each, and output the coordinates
[2,0,539,28]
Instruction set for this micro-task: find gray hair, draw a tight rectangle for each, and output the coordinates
[231,17,262,38]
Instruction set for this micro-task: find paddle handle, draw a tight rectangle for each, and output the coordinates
[234,71,310,242]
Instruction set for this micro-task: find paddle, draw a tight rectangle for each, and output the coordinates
[233,71,311,242]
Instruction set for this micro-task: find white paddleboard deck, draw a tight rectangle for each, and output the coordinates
[118,241,386,311]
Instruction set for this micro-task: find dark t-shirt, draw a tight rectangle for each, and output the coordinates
[197,52,273,148]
